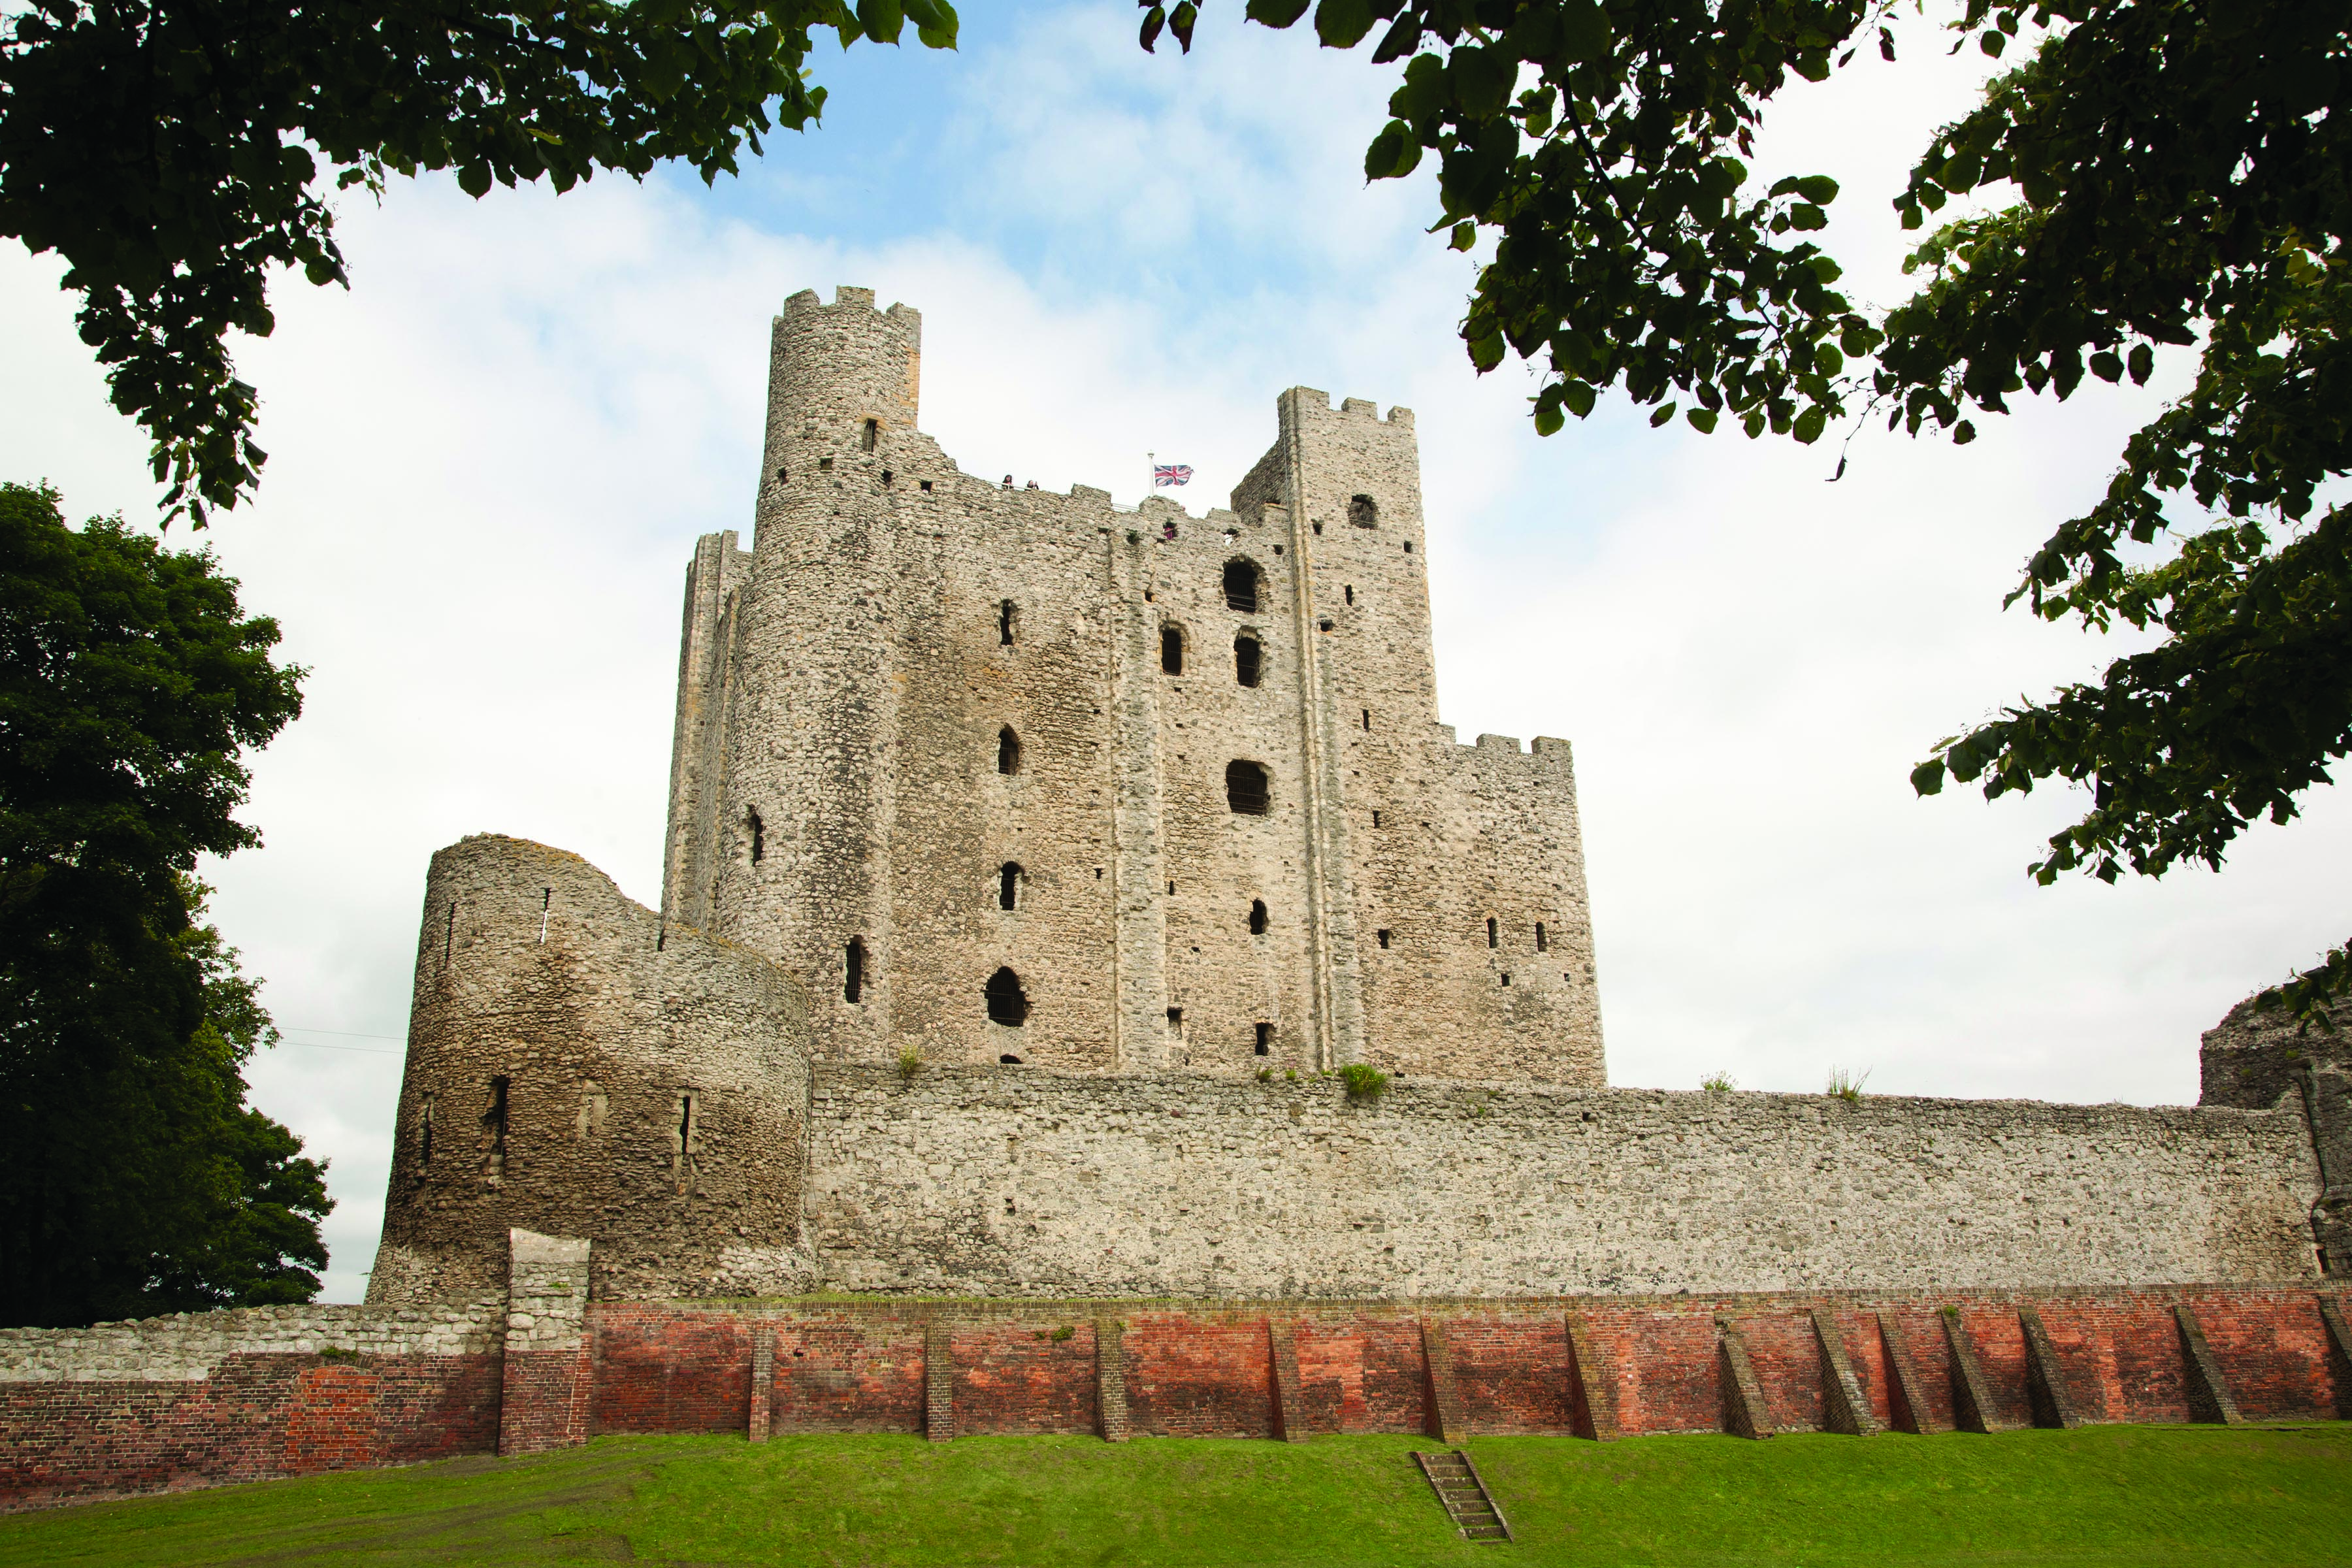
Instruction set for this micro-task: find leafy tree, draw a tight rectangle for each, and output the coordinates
[0,0,959,525]
[0,480,321,1327]
[1147,0,2352,1012]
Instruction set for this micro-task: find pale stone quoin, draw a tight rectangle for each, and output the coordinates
[362,286,2344,1305]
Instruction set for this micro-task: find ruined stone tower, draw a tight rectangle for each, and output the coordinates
[661,286,1603,1083]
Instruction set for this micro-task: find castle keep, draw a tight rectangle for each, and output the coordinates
[661,285,1601,1083]
[4,287,2347,1511]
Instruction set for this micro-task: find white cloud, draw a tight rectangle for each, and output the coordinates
[0,5,2335,1303]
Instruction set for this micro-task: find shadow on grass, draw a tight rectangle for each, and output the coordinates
[1,1426,2347,1567]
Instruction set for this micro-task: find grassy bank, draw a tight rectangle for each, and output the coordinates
[3,1424,2348,1567]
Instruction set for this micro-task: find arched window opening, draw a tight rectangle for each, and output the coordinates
[1486,916,1498,949]
[1249,898,1268,936]
[746,808,764,864]
[1254,1022,1273,1056]
[1226,760,1271,816]
[1222,559,1260,612]
[997,727,1021,775]
[1234,634,1262,688]
[999,862,1022,911]
[1377,929,1392,949]
[985,966,1029,1027]
[1161,625,1184,675]
[1536,922,1548,953]
[999,599,1017,647]
[844,937,866,1004]
[1350,494,1379,529]
[861,417,879,452]
[1501,972,1512,987]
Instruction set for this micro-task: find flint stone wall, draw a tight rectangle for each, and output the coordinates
[802,1065,2323,1298]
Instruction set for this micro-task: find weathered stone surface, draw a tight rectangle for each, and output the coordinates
[660,286,1601,1084]
[368,836,813,1307]
[802,1066,2320,1298]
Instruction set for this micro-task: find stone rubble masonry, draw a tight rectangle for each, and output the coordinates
[804,1065,2320,1299]
[2200,997,2352,1272]
[659,286,1601,1085]
[368,834,814,1309]
[6,1277,2347,1511]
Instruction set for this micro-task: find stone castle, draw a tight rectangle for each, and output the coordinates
[6,288,2347,1511]
[355,286,2346,1311]
[659,284,1600,1083]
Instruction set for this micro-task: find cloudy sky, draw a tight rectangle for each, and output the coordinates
[6,3,2344,1302]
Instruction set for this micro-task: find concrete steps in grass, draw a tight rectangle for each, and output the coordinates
[1414,1448,1512,1543]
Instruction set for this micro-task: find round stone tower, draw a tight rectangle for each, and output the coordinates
[702,288,932,1062]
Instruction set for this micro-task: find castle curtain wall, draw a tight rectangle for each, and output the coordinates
[800,1066,2321,1299]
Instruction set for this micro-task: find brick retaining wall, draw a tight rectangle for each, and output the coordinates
[5,1244,2347,1512]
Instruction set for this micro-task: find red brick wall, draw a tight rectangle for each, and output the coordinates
[6,1285,2346,1514]
[0,1352,498,1512]
[500,1347,593,1456]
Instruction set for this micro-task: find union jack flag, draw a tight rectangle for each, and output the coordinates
[1153,463,1193,487]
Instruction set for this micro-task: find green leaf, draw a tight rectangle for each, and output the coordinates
[1649,402,1676,428]
[1910,759,1947,796]
[2089,350,2122,383]
[1793,176,1838,205]
[856,0,904,44]
[1365,121,1420,180]
[1533,400,1565,436]
[1558,0,1610,61]
[2127,344,2153,385]
[1686,408,1718,434]
[1448,220,1475,250]
[1313,0,1374,48]
[902,0,958,46]
[1469,331,1506,371]
[1560,380,1596,417]
[457,162,493,197]
[1245,0,1313,26]
[1792,405,1827,444]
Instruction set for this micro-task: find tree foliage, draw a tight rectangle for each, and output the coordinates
[0,481,322,1327]
[0,0,958,525]
[1151,0,2352,1002]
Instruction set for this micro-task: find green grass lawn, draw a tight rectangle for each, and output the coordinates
[4,1425,2349,1567]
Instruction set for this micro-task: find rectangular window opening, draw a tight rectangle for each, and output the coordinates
[1254,1022,1273,1056]
[1377,929,1391,949]
[861,418,879,452]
